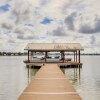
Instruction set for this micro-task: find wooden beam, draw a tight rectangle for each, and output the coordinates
[76,51,77,62]
[78,50,80,63]
[60,51,65,63]
[63,52,65,63]
[30,51,33,60]
[60,51,63,62]
[28,51,29,62]
[74,51,75,62]
[45,51,47,62]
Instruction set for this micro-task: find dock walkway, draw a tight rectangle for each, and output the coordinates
[18,64,82,100]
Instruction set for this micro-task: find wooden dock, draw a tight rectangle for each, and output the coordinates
[18,64,82,100]
[25,61,82,69]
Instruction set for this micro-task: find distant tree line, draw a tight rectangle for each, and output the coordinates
[81,53,100,55]
[0,52,100,56]
[0,52,28,56]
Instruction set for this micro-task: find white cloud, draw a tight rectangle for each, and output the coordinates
[0,0,9,6]
[0,0,100,52]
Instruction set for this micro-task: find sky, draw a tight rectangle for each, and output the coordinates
[0,0,100,53]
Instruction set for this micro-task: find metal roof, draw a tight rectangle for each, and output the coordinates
[24,43,84,51]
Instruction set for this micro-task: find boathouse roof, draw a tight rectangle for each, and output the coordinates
[24,43,84,51]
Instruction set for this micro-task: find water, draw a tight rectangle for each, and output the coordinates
[0,56,36,100]
[64,56,100,100]
[0,56,100,100]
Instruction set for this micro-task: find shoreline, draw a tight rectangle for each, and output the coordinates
[0,54,100,56]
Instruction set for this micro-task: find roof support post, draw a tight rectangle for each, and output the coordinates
[45,51,47,62]
[74,51,75,62]
[76,51,77,62]
[61,51,65,63]
[63,51,65,63]
[28,50,30,62]
[78,50,80,63]
[60,51,62,62]
[30,51,33,61]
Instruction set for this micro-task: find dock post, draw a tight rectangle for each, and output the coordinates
[60,51,65,63]
[76,51,77,62]
[45,51,47,62]
[74,67,76,77]
[63,51,65,63]
[75,65,77,78]
[28,65,30,83]
[79,66,81,79]
[30,51,33,61]
[74,51,75,62]
[78,50,80,63]
[28,51,30,62]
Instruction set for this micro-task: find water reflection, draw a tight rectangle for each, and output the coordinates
[27,67,39,83]
[61,67,81,85]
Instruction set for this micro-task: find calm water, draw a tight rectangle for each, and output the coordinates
[0,56,100,100]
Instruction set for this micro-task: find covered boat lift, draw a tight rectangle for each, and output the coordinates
[24,43,84,64]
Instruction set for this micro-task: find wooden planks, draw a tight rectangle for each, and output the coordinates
[18,64,82,100]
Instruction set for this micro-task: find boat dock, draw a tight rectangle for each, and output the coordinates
[25,61,82,69]
[18,64,82,100]
[24,43,84,68]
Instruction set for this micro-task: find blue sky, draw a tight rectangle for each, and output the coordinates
[41,17,53,25]
[0,4,10,13]
[0,0,100,52]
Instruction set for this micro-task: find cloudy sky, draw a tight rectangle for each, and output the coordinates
[0,0,100,53]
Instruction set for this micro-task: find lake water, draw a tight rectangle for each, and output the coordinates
[0,56,100,100]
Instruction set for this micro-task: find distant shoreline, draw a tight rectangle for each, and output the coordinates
[0,53,100,56]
